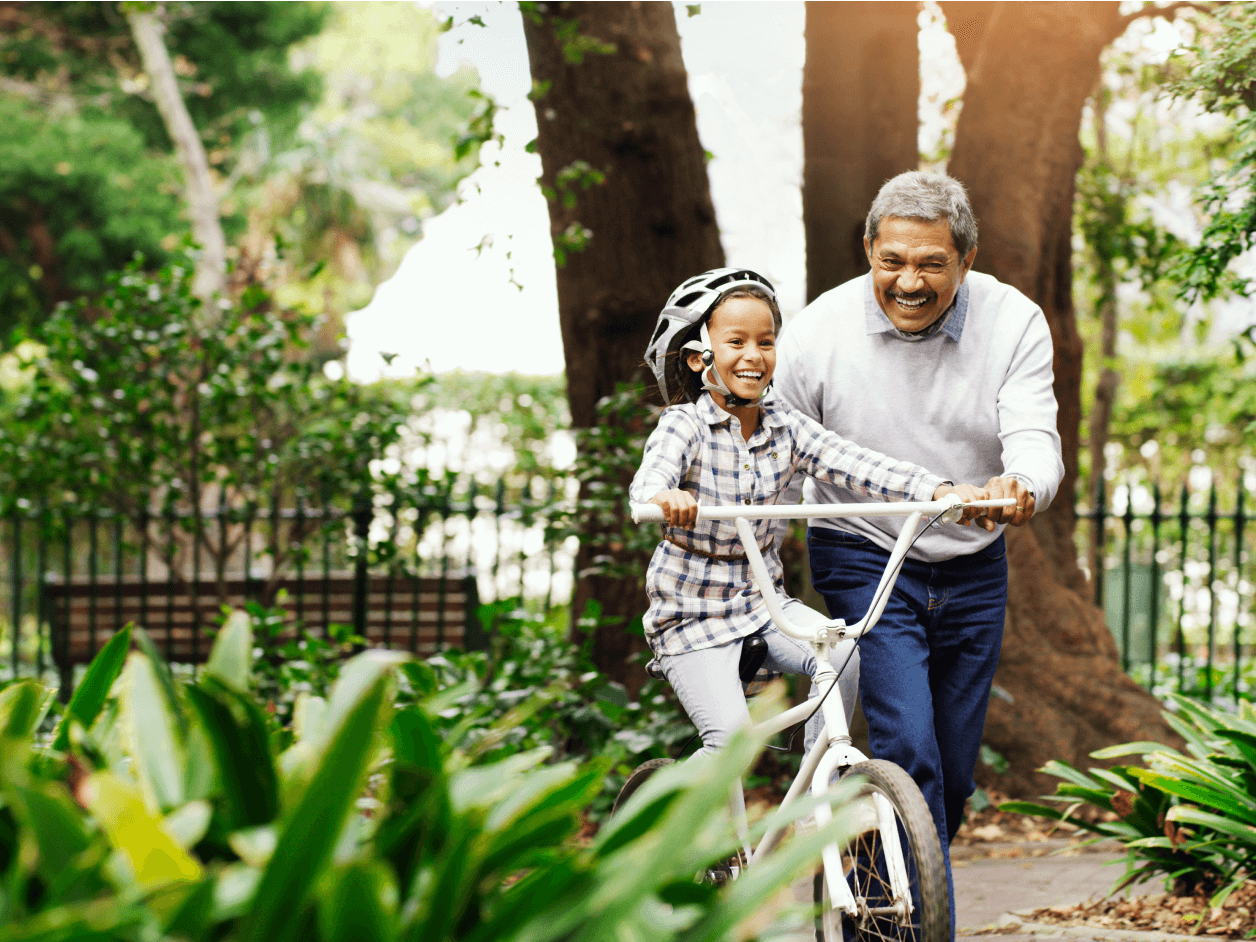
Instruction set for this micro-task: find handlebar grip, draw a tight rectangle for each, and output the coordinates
[631,503,665,523]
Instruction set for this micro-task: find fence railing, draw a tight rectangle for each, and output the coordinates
[5,469,1250,704]
[1080,478,1253,702]
[1,475,576,688]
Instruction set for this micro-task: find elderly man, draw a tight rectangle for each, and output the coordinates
[775,170,1064,924]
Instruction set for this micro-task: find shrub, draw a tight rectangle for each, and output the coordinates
[0,612,843,940]
[1002,693,1256,906]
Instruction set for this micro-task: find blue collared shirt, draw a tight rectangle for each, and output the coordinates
[864,277,969,343]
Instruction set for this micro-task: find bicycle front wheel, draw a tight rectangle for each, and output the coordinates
[813,759,948,942]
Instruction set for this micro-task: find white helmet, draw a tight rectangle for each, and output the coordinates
[645,268,777,404]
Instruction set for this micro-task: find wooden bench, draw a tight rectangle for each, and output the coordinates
[44,571,482,692]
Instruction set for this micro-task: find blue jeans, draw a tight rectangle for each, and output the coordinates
[808,526,1008,939]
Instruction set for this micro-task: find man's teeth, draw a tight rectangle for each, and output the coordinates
[894,295,928,310]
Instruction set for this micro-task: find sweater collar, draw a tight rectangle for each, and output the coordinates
[863,273,968,342]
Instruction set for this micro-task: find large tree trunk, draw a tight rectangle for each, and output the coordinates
[941,1,1179,796]
[127,9,226,299]
[802,2,920,301]
[522,2,724,687]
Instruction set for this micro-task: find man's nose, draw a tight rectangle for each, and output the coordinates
[898,266,925,292]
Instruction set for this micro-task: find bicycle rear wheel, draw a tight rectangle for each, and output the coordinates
[813,759,948,942]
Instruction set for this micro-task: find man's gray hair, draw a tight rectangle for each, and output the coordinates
[865,171,978,258]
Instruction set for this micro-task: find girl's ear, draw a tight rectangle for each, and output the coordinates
[686,350,705,373]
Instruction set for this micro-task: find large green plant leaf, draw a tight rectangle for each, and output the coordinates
[317,861,399,942]
[0,682,50,740]
[205,610,253,694]
[81,772,203,891]
[121,652,185,812]
[240,654,396,942]
[51,625,131,751]
[186,680,279,831]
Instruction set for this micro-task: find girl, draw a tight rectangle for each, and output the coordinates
[632,268,980,756]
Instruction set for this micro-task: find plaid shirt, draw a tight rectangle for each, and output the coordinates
[629,393,945,657]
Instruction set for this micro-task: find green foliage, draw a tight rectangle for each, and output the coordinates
[0,254,410,580]
[0,97,183,336]
[1003,694,1256,906]
[0,612,844,940]
[0,2,328,322]
[419,600,691,817]
[1164,2,1256,302]
[549,384,659,583]
[271,1,485,318]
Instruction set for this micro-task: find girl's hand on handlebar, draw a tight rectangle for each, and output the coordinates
[649,489,699,528]
[932,484,991,526]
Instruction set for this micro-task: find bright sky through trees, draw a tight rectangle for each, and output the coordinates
[343,1,1254,382]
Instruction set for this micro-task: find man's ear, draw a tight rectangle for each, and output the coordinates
[686,350,705,373]
[960,246,977,280]
[863,236,874,267]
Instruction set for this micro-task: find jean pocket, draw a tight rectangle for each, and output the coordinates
[809,527,869,547]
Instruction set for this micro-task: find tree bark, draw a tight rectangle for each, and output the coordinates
[941,1,1179,796]
[802,1,920,302]
[522,2,723,687]
[127,9,226,299]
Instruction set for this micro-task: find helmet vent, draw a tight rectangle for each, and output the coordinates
[672,291,705,309]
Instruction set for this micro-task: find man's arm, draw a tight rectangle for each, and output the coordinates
[986,308,1065,529]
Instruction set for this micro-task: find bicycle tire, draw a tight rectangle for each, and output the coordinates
[813,759,949,942]
[611,757,675,818]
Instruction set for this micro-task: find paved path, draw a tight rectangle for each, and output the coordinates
[953,849,1157,935]
[773,845,1163,941]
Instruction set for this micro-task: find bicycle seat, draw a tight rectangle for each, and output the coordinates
[643,635,769,685]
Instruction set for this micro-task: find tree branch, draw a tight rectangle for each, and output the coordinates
[126,8,226,300]
[1118,1,1214,29]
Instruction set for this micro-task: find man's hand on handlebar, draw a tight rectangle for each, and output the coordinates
[931,484,992,526]
[649,488,699,528]
[977,477,1035,531]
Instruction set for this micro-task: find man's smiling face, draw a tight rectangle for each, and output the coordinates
[864,216,977,333]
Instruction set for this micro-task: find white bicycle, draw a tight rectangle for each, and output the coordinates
[617,495,1016,942]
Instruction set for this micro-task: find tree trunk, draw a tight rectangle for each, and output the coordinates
[942,1,1179,796]
[802,1,920,302]
[522,2,724,687]
[127,9,226,300]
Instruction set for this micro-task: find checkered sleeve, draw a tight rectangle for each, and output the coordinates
[787,407,945,502]
[629,407,702,505]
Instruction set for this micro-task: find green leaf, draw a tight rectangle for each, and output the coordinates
[1090,741,1176,760]
[186,681,279,830]
[205,610,253,693]
[0,681,50,740]
[240,665,394,942]
[317,861,399,942]
[121,652,185,811]
[82,771,203,891]
[52,624,130,751]
[8,782,92,879]
[162,800,212,850]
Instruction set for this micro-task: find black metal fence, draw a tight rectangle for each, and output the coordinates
[1080,478,1253,701]
[0,475,576,686]
[5,469,1252,703]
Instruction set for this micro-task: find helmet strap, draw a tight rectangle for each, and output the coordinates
[681,323,763,409]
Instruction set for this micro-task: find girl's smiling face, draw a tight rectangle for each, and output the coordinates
[686,295,777,405]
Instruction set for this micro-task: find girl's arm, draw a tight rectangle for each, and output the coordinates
[787,407,948,502]
[628,408,702,519]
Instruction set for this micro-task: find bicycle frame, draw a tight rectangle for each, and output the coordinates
[630,496,1015,917]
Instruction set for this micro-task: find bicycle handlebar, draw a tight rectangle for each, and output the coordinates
[629,497,1017,525]
[632,496,1017,646]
